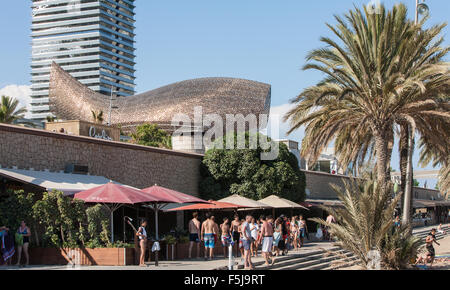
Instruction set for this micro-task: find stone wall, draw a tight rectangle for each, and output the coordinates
[0,124,202,195]
[304,170,444,202]
[304,170,350,200]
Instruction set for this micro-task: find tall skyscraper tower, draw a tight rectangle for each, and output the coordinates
[30,0,136,121]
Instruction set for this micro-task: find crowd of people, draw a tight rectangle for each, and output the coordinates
[185,212,335,270]
[0,221,31,267]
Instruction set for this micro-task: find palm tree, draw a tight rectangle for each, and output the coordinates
[419,136,450,200]
[0,95,28,124]
[46,116,57,123]
[311,173,420,269]
[285,4,450,196]
[91,110,104,124]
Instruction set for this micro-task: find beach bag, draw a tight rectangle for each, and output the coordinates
[15,233,23,246]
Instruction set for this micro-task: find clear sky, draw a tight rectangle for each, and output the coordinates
[0,0,448,187]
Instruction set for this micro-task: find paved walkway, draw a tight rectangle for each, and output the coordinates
[0,241,338,271]
[2,223,448,271]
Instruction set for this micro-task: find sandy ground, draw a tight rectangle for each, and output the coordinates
[339,235,450,270]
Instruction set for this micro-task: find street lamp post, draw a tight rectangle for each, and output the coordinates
[402,0,431,227]
[415,0,430,25]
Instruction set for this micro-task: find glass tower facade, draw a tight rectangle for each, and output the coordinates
[31,0,136,121]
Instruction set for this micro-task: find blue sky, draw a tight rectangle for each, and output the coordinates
[0,0,448,187]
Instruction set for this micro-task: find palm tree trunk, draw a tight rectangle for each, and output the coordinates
[399,124,409,213]
[402,125,414,227]
[374,129,391,191]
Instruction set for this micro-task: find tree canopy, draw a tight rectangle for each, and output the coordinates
[130,123,172,149]
[200,133,306,202]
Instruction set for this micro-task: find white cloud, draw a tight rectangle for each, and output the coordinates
[0,85,32,119]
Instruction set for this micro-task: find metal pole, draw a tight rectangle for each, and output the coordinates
[110,211,114,243]
[123,207,126,242]
[154,203,159,266]
[415,0,419,25]
[228,244,233,270]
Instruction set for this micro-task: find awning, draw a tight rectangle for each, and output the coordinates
[258,195,309,210]
[305,199,344,207]
[166,200,246,212]
[413,199,450,209]
[0,167,121,195]
[218,194,273,210]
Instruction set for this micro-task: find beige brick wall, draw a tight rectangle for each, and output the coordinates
[304,171,350,199]
[0,124,202,196]
[304,170,443,202]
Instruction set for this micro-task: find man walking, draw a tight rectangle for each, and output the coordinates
[241,215,254,270]
[201,212,218,261]
[231,214,241,257]
[220,217,232,258]
[425,228,440,268]
[259,215,275,267]
[188,212,201,259]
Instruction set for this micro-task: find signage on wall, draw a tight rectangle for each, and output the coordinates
[89,126,113,141]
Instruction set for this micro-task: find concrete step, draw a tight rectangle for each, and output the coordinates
[320,256,360,270]
[274,251,355,270]
[237,247,341,270]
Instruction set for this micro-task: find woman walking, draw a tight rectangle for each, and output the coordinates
[15,221,30,267]
[272,218,282,257]
[298,216,308,248]
[290,217,299,251]
[136,219,148,267]
[249,217,259,257]
[1,227,15,266]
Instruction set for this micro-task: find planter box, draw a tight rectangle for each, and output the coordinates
[23,247,135,266]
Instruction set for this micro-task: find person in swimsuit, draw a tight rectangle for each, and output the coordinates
[15,221,31,267]
[425,229,440,268]
[241,215,254,270]
[238,219,246,259]
[220,217,232,258]
[201,212,218,261]
[258,215,275,267]
[326,214,336,241]
[136,219,148,267]
[250,217,259,257]
[1,227,14,266]
[273,218,282,257]
[290,217,299,251]
[211,216,220,245]
[298,215,308,248]
[231,214,241,257]
[188,212,201,259]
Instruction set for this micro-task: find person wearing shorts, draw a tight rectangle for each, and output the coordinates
[231,215,241,257]
[188,212,201,259]
[241,215,254,270]
[201,212,218,261]
[220,217,233,258]
[259,215,275,267]
[425,229,440,268]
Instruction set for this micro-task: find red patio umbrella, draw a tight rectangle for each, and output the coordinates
[141,185,209,204]
[167,200,246,211]
[141,184,210,266]
[74,182,172,243]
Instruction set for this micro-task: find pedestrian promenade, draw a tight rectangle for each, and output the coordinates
[1,241,338,271]
[2,223,448,271]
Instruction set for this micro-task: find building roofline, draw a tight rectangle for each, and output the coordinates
[0,123,204,160]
